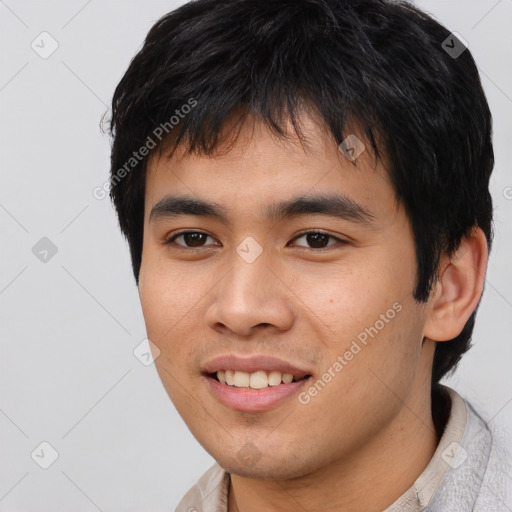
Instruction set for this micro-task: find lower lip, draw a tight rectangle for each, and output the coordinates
[204,375,311,412]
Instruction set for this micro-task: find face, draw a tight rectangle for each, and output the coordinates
[138,112,433,479]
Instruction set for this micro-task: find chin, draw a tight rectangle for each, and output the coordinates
[218,452,317,481]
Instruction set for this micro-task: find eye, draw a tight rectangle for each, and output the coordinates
[164,230,347,251]
[289,231,346,250]
[165,231,218,248]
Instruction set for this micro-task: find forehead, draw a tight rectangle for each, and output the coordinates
[144,112,395,222]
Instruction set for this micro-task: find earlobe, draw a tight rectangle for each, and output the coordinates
[424,227,489,342]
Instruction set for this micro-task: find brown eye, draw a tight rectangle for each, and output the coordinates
[291,231,345,249]
[167,231,216,248]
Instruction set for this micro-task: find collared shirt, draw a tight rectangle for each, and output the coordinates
[175,386,508,511]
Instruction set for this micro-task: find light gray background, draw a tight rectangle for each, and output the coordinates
[0,1,511,510]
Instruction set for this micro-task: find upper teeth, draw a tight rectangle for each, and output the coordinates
[216,370,295,389]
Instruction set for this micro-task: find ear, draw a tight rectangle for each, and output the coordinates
[424,227,489,342]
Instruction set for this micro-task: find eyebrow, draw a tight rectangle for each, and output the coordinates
[149,193,375,225]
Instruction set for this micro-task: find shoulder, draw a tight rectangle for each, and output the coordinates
[175,463,230,512]
[426,386,512,511]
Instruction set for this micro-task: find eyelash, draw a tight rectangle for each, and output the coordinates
[164,230,347,251]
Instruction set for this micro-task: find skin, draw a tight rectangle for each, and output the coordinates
[138,111,488,511]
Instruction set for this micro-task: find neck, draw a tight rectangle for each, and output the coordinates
[228,385,443,512]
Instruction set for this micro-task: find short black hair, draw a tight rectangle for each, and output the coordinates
[107,0,494,384]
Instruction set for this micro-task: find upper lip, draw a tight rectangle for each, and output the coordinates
[202,355,312,380]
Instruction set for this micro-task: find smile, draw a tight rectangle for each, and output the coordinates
[205,372,312,412]
[214,370,308,389]
[202,354,313,411]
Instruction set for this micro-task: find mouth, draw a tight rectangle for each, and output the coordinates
[208,370,312,389]
[201,354,314,411]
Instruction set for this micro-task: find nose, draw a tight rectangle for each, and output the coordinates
[205,252,295,337]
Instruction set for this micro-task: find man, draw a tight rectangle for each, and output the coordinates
[106,0,510,509]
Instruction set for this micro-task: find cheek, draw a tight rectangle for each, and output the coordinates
[139,258,195,359]
[286,256,407,339]
[288,254,422,393]
[138,264,204,409]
